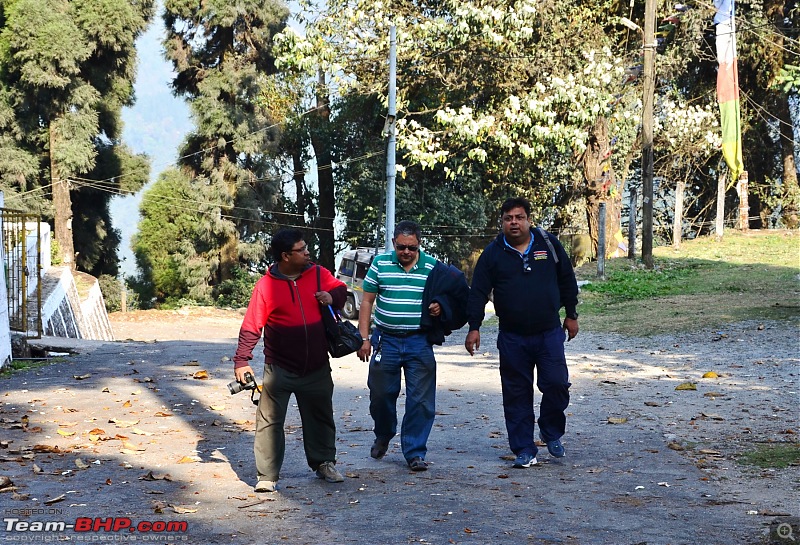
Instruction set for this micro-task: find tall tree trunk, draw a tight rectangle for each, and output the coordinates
[292,149,307,226]
[775,94,799,228]
[767,0,799,229]
[673,178,685,249]
[310,70,335,272]
[581,116,623,258]
[50,124,75,270]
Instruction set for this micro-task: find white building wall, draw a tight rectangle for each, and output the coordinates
[0,192,14,369]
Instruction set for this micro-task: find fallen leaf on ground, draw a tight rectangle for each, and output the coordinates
[0,476,12,490]
[75,459,90,469]
[675,382,697,391]
[170,504,197,514]
[702,371,718,379]
[183,361,200,366]
[122,400,132,408]
[177,456,199,464]
[33,445,63,453]
[131,428,153,436]
[44,494,66,505]
[56,429,75,437]
[644,401,661,407]
[209,405,225,411]
[154,412,173,417]
[121,441,146,451]
[667,442,685,451]
[608,417,628,424]
[73,374,91,380]
[192,370,210,380]
[139,471,173,481]
[110,419,139,428]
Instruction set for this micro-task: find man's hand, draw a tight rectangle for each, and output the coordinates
[315,291,332,306]
[465,330,480,356]
[563,317,579,341]
[428,302,441,317]
[357,340,371,362]
[234,365,255,383]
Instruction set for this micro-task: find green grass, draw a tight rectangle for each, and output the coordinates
[575,231,799,335]
[738,444,800,469]
[0,359,51,378]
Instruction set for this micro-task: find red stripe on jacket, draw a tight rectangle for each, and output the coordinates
[233,264,347,376]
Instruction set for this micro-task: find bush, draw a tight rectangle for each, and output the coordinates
[98,274,122,312]
[215,266,258,309]
[98,275,140,312]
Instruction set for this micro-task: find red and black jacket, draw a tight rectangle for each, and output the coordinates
[233,263,347,376]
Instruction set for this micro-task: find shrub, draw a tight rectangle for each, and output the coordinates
[215,266,258,309]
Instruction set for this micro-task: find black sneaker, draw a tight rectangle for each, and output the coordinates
[408,457,428,471]
[370,438,390,459]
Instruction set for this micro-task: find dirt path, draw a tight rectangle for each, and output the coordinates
[0,310,796,544]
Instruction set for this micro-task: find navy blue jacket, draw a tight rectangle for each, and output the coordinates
[420,261,470,345]
[467,229,578,335]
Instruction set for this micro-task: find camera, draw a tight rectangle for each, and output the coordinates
[228,372,257,395]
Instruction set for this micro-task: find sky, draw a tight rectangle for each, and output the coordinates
[111,12,192,277]
[111,4,309,278]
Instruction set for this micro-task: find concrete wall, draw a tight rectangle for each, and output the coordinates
[0,193,12,369]
[40,268,114,341]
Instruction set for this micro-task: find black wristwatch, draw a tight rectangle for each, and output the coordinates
[566,311,579,320]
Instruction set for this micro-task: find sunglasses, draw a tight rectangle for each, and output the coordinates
[395,244,419,252]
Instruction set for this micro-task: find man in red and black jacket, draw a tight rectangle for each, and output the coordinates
[233,228,348,493]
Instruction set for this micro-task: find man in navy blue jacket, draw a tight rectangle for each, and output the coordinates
[465,197,579,469]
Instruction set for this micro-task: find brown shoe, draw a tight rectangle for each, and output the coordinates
[370,438,389,459]
[408,457,428,472]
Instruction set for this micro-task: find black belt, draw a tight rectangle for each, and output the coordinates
[379,329,424,338]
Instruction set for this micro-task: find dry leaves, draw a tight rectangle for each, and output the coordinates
[675,382,697,391]
[139,471,173,481]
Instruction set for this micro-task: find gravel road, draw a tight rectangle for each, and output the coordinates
[0,313,796,545]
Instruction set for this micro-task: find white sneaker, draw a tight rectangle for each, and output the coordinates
[255,480,277,493]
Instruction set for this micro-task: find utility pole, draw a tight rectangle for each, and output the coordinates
[383,25,397,249]
[641,0,657,269]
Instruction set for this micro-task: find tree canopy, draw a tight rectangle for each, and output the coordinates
[0,0,153,275]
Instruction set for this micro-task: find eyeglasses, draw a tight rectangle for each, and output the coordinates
[289,244,308,254]
[395,244,419,252]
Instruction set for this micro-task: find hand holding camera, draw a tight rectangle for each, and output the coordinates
[228,371,257,395]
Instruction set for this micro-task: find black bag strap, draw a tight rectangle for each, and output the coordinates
[316,265,340,323]
[537,227,559,264]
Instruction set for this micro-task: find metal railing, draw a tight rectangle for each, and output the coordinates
[1,208,43,337]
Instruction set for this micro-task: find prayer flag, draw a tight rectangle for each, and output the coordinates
[715,0,743,181]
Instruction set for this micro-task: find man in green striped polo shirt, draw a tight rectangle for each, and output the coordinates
[356,220,441,472]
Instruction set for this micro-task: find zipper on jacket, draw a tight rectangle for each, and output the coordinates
[294,279,310,375]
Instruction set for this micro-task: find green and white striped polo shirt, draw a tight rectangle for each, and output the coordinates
[362,250,436,331]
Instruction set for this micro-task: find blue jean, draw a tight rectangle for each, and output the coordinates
[497,327,571,457]
[367,331,437,462]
